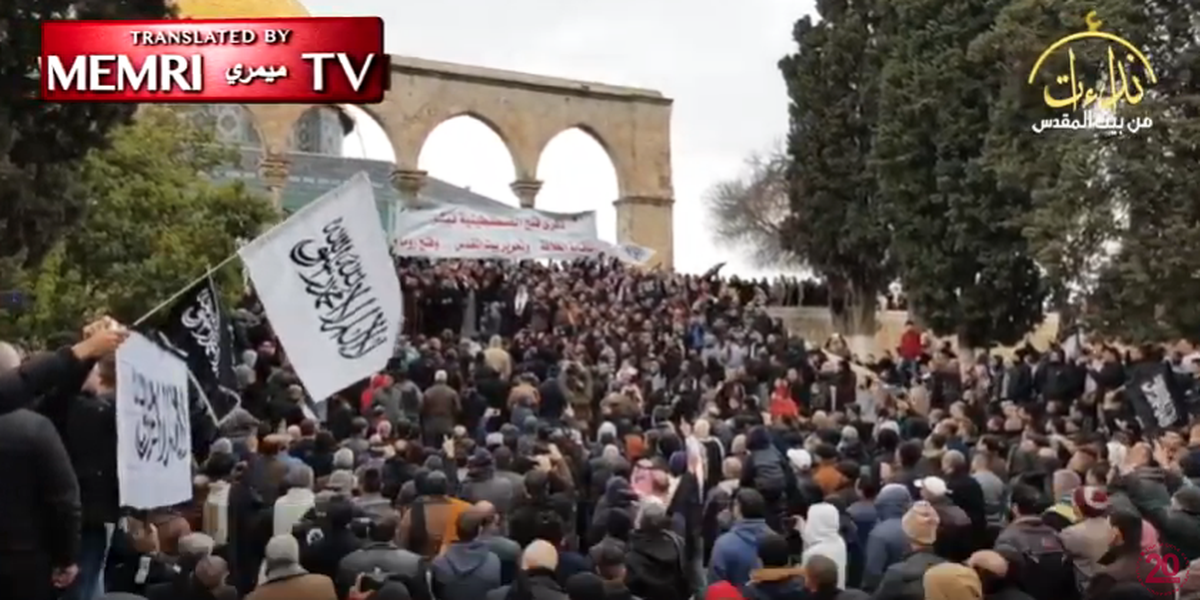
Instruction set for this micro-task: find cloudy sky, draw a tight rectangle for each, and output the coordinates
[303,0,814,274]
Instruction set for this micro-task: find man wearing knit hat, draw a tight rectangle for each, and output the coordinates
[872,501,945,600]
[916,476,972,561]
[923,563,982,600]
[967,550,1032,600]
[1060,485,1111,590]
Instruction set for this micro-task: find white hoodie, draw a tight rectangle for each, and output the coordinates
[801,502,847,588]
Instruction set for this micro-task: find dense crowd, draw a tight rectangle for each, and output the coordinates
[1,256,1199,600]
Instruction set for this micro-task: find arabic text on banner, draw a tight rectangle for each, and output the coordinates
[394,205,599,240]
[115,332,193,509]
[393,206,654,265]
[239,171,402,403]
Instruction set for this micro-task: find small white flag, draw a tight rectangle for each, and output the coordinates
[116,332,192,509]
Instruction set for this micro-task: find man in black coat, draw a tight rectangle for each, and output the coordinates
[0,405,84,600]
[40,352,124,600]
[942,450,988,555]
[0,321,129,600]
[338,516,430,600]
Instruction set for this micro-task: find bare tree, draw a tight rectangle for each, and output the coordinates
[703,144,800,268]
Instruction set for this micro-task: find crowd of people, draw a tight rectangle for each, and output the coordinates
[1,255,1198,600]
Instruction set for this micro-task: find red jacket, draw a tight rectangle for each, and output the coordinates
[899,330,923,360]
[360,374,390,413]
[769,384,799,420]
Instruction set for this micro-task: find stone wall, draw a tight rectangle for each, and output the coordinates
[765,307,1063,356]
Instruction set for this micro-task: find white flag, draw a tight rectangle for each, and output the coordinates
[116,332,192,509]
[238,172,402,403]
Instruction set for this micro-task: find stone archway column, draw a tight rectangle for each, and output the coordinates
[614,195,674,270]
[510,179,543,209]
[390,169,428,206]
[257,154,291,213]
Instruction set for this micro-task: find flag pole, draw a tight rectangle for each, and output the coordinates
[131,171,373,327]
[132,255,237,326]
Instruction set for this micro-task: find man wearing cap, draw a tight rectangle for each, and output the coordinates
[461,449,515,514]
[916,476,972,561]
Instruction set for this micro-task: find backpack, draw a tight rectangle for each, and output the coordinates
[1003,531,1075,600]
[399,385,421,420]
[751,450,786,494]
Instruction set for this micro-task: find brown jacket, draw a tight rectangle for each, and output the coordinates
[246,573,336,600]
[397,495,471,558]
[508,383,540,410]
[421,384,460,421]
[601,392,639,421]
[813,464,848,497]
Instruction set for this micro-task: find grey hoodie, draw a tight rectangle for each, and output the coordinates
[431,539,501,600]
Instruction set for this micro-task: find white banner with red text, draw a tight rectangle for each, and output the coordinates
[393,204,599,241]
[392,206,653,264]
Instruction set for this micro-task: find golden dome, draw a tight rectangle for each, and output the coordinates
[172,0,311,18]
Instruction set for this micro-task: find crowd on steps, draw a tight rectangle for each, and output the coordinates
[0,256,1198,600]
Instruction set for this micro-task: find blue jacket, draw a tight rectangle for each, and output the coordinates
[863,484,913,591]
[431,540,501,600]
[688,324,706,350]
[709,519,773,590]
[848,499,879,551]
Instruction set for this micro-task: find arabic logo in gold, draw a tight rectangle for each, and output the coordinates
[1027,11,1157,111]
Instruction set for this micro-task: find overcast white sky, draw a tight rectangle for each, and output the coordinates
[303,0,814,274]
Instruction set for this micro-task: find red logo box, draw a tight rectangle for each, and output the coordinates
[39,17,387,103]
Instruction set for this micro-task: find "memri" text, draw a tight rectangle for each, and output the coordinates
[44,54,203,92]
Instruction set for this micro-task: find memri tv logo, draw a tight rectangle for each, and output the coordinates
[1028,11,1157,135]
[38,17,388,103]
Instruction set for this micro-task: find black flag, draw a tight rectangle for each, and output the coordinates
[1126,361,1188,434]
[163,274,238,418]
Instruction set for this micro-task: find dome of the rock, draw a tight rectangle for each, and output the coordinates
[171,0,310,18]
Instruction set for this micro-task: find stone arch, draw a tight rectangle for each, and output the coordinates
[535,126,620,240]
[414,111,523,182]
[346,104,397,162]
[374,55,676,268]
[533,123,624,197]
